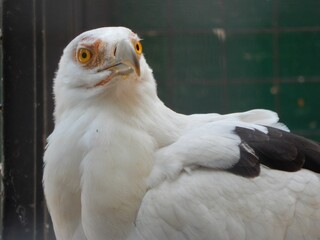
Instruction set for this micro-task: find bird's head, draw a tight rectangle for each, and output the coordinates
[54,27,156,116]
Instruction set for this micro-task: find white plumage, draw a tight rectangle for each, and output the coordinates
[43,27,320,240]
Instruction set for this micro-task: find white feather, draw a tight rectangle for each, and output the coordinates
[138,168,320,240]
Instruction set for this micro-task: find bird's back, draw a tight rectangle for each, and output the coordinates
[135,167,320,240]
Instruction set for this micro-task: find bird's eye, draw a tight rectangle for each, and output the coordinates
[77,48,92,63]
[135,41,143,55]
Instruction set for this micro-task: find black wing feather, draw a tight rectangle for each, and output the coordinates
[234,126,320,174]
[228,142,260,177]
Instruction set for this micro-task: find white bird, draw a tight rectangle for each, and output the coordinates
[43,27,320,240]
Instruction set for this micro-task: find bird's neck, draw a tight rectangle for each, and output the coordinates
[99,66,187,147]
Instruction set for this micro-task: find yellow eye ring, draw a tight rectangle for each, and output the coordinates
[77,48,92,63]
[135,41,143,55]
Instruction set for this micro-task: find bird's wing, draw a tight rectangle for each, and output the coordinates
[137,168,320,240]
[148,121,320,188]
[184,109,289,131]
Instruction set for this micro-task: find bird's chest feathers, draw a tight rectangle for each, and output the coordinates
[78,110,156,235]
[81,115,155,180]
[48,106,156,198]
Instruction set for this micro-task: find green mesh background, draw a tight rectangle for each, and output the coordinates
[108,0,320,141]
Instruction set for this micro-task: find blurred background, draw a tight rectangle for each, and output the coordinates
[1,0,320,239]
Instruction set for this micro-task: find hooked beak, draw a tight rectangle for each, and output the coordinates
[96,39,140,87]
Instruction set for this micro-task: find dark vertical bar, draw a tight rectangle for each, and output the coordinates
[272,0,281,113]
[0,0,4,237]
[3,0,38,238]
[83,0,112,30]
[72,0,85,35]
[34,0,46,239]
[166,0,174,108]
[220,0,228,113]
[41,0,54,238]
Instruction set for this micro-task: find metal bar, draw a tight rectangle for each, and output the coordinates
[2,0,47,239]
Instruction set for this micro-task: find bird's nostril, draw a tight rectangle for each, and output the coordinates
[113,47,117,57]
